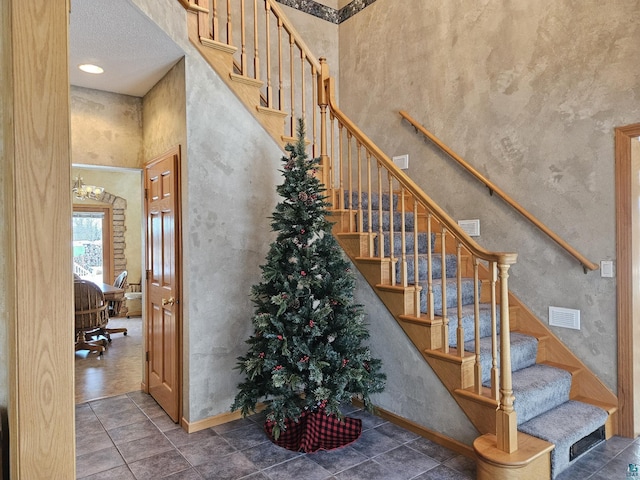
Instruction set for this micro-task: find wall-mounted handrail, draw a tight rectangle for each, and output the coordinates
[399,110,599,273]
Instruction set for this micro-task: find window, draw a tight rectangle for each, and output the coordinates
[72,206,113,283]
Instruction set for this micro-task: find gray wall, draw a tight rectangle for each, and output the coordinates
[338,0,640,400]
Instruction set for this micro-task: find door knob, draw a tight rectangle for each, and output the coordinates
[162,297,175,306]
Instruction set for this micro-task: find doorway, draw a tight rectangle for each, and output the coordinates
[615,124,640,438]
[72,167,145,403]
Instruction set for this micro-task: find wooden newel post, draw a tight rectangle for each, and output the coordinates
[317,57,331,197]
[496,256,518,453]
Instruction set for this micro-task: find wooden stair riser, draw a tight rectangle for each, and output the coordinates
[455,387,499,434]
[424,349,476,391]
[354,257,391,286]
[256,107,288,147]
[376,285,419,319]
[399,315,443,351]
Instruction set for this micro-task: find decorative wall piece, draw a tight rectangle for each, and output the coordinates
[275,0,377,24]
[98,190,128,279]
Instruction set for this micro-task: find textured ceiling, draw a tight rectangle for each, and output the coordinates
[69,0,184,97]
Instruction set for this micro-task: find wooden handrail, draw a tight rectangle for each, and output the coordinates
[399,110,599,273]
[266,0,321,72]
[321,75,516,266]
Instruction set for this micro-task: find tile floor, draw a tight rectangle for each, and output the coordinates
[75,317,640,479]
[76,392,476,480]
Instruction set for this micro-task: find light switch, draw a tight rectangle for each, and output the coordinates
[600,260,614,278]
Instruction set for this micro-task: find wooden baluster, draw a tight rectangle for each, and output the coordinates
[474,258,482,394]
[226,0,232,45]
[456,242,464,355]
[277,17,283,110]
[456,241,464,357]
[441,228,448,353]
[197,0,211,39]
[490,261,499,400]
[496,260,517,453]
[317,60,328,193]
[264,1,272,107]
[356,142,363,233]
[300,51,307,140]
[427,215,434,321]
[347,131,353,216]
[388,172,396,286]
[240,0,247,74]
[376,161,384,258]
[413,201,420,316]
[330,113,336,202]
[366,151,374,256]
[312,65,317,158]
[253,0,260,80]
[289,32,295,137]
[338,122,345,213]
[400,188,407,287]
[211,0,219,41]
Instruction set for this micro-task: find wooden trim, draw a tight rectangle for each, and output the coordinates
[5,0,76,477]
[72,205,113,284]
[615,123,640,438]
[181,403,267,433]
[399,110,598,272]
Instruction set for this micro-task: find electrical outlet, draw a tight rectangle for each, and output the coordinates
[392,154,409,170]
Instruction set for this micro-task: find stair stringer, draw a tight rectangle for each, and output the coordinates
[184,10,289,149]
[329,210,618,442]
[508,291,619,439]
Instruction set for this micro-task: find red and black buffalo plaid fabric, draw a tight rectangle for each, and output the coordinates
[264,408,362,453]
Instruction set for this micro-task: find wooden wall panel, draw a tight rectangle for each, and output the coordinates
[4,0,75,478]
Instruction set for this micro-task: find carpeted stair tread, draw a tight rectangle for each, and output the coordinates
[519,400,608,478]
[396,253,458,284]
[512,364,572,425]
[421,277,478,315]
[445,303,499,346]
[375,232,432,256]
[344,191,398,211]
[465,332,538,385]
[361,211,415,232]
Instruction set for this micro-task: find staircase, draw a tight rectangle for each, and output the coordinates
[175,1,618,478]
[334,190,612,478]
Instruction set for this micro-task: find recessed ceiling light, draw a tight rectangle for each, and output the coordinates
[78,64,104,74]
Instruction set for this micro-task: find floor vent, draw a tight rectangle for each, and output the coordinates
[569,425,605,461]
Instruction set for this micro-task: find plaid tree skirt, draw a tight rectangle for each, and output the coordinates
[264,408,362,453]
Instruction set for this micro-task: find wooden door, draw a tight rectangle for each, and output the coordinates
[145,146,181,422]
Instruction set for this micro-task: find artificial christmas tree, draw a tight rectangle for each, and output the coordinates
[231,120,385,452]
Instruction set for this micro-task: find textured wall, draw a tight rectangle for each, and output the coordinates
[143,59,187,162]
[338,0,640,398]
[70,87,143,168]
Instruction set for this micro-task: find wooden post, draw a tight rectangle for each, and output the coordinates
[496,258,518,453]
[317,58,330,198]
[3,0,75,477]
